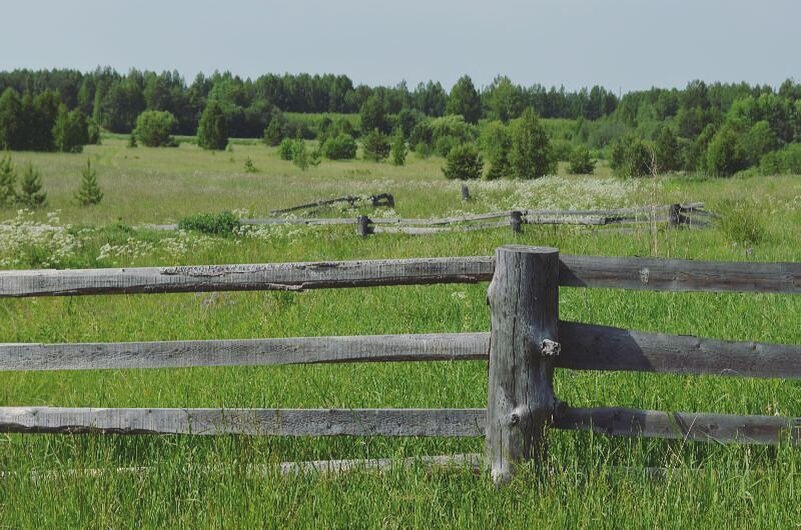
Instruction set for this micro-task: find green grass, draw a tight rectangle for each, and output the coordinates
[1,140,801,527]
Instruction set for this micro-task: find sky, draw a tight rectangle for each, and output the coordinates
[0,0,798,93]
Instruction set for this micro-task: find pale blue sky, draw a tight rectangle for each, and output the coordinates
[1,0,798,92]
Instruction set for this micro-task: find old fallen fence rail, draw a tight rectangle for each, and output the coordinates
[1,247,799,484]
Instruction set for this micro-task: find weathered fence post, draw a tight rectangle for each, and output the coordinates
[461,184,471,202]
[486,245,560,485]
[669,203,682,227]
[510,211,523,234]
[357,216,373,236]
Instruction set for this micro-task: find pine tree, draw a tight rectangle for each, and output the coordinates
[18,162,46,207]
[75,159,103,206]
[0,152,17,205]
[508,108,556,179]
[197,101,228,150]
[362,129,390,162]
[391,130,407,166]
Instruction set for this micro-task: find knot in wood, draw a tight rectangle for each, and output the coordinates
[541,339,561,357]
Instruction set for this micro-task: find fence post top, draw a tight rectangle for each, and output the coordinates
[496,245,559,256]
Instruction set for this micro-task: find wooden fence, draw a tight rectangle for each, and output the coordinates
[1,246,799,484]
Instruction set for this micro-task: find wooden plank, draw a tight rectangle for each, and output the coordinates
[0,256,495,298]
[559,254,801,294]
[0,408,487,436]
[270,196,358,215]
[553,405,801,445]
[486,245,559,484]
[0,333,489,372]
[557,321,801,379]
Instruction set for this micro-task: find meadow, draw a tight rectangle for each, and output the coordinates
[1,138,800,527]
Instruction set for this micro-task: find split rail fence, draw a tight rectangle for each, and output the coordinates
[0,246,799,484]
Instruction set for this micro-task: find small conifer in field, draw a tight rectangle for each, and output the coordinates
[391,130,407,166]
[75,159,103,206]
[0,152,17,206]
[19,162,46,207]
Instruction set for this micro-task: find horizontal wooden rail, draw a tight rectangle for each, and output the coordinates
[2,254,799,298]
[557,321,801,379]
[560,254,801,294]
[0,407,486,437]
[553,405,801,445]
[0,333,488,372]
[0,257,494,298]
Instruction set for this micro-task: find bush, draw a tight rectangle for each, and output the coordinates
[87,119,102,145]
[706,126,747,177]
[568,145,595,174]
[391,131,407,166]
[279,138,296,160]
[509,108,556,179]
[52,105,89,153]
[479,120,511,180]
[759,144,801,175]
[654,125,681,172]
[0,153,17,206]
[610,134,655,177]
[197,101,228,150]
[321,134,357,160]
[18,162,46,207]
[292,140,321,170]
[442,144,483,180]
[362,129,390,162]
[75,159,103,206]
[551,139,574,162]
[243,157,258,173]
[178,211,241,235]
[134,110,177,147]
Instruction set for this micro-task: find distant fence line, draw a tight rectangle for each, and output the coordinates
[2,246,798,485]
[145,202,713,235]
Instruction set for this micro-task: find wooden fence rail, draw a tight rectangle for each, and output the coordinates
[1,245,799,485]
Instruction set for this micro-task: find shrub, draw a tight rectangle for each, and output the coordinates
[759,144,801,175]
[509,108,556,179]
[263,118,284,146]
[127,134,138,148]
[278,138,296,160]
[362,129,390,162]
[391,130,407,166]
[442,143,483,180]
[134,110,177,147]
[568,145,595,174]
[610,135,655,177]
[654,125,681,172]
[360,95,388,134]
[87,119,102,145]
[0,153,17,206]
[551,139,574,162]
[479,120,511,180]
[75,159,103,206]
[321,134,357,160]
[18,162,46,207]
[197,101,228,150]
[292,140,321,170]
[706,126,747,177]
[178,211,241,235]
[52,105,89,153]
[243,157,258,173]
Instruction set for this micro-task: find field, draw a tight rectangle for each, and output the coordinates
[1,138,801,527]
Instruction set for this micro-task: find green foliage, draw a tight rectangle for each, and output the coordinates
[178,211,241,235]
[508,109,556,179]
[263,117,285,146]
[0,152,17,205]
[551,139,574,162]
[706,125,748,177]
[87,119,102,145]
[362,129,391,162]
[278,138,295,160]
[134,110,177,147]
[321,134,357,160]
[486,75,525,122]
[18,162,46,207]
[442,143,483,180]
[359,95,388,134]
[717,198,766,246]
[759,144,801,175]
[291,140,321,170]
[75,159,103,206]
[197,101,229,150]
[243,157,258,173]
[391,130,407,166]
[568,145,595,174]
[479,121,512,180]
[610,134,655,177]
[446,75,481,124]
[0,88,22,150]
[127,134,138,148]
[653,125,681,172]
[741,121,778,166]
[52,105,89,153]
